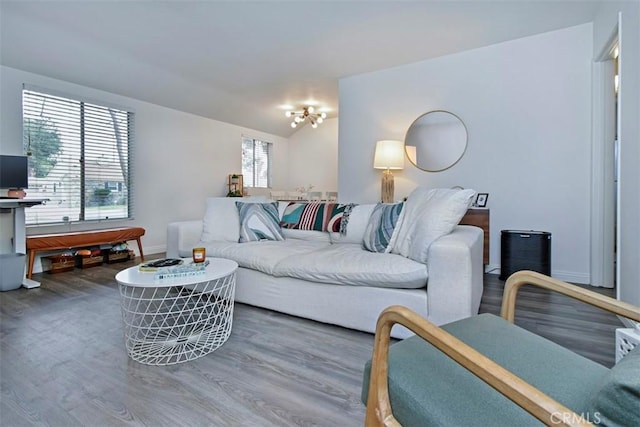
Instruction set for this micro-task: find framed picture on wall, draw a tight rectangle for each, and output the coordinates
[475,193,489,208]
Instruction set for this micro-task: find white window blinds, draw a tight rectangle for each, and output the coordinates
[242,137,272,188]
[22,88,134,225]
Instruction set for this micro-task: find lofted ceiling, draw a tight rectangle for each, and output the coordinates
[0,0,601,137]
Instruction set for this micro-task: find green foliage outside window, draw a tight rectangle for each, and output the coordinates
[23,118,62,178]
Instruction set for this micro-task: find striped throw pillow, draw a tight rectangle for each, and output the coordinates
[280,202,353,232]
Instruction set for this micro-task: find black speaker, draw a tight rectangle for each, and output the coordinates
[500,230,551,280]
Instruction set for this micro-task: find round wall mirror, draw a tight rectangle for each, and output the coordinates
[404,110,468,172]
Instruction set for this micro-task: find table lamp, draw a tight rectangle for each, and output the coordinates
[373,140,404,203]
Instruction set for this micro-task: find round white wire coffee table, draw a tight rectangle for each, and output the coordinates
[115,257,238,365]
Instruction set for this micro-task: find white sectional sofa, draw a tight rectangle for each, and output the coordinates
[166,187,484,338]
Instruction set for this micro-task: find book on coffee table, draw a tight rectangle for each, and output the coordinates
[138,258,183,272]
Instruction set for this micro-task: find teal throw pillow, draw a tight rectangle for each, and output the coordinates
[363,202,404,253]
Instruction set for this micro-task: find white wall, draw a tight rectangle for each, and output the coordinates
[593,1,640,306]
[0,66,288,267]
[286,117,338,195]
[338,24,593,283]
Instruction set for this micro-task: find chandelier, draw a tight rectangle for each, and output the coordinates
[285,106,327,129]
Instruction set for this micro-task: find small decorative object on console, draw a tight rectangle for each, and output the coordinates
[475,193,489,207]
[227,174,243,197]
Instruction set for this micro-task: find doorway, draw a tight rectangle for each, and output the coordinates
[590,35,619,289]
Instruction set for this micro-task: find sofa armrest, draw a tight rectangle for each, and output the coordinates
[426,225,484,325]
[166,220,203,258]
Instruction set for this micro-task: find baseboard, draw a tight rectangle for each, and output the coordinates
[487,265,590,285]
[142,244,166,257]
[551,270,590,285]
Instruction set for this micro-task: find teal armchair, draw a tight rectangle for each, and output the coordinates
[362,271,640,426]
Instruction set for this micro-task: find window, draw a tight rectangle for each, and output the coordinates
[242,137,272,188]
[22,87,134,225]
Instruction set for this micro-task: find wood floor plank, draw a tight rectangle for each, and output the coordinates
[0,260,624,426]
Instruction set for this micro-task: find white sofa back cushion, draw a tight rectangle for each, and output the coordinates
[391,188,475,263]
[201,196,268,242]
[329,204,376,244]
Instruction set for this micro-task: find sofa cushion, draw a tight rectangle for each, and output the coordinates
[281,229,332,242]
[201,196,268,243]
[587,344,640,426]
[329,204,376,244]
[362,314,609,426]
[392,187,475,263]
[197,240,328,275]
[280,202,351,232]
[363,202,404,253]
[273,243,427,289]
[280,202,324,231]
[236,202,284,242]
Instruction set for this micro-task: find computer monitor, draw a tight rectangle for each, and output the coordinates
[0,155,29,189]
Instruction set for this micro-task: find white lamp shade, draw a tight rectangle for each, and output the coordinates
[374,140,405,170]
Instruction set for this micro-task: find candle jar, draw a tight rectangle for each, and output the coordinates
[192,247,206,263]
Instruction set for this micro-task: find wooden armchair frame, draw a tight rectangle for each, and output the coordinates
[365,270,640,427]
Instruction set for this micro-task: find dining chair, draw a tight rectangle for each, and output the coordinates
[307,191,323,201]
[269,190,286,200]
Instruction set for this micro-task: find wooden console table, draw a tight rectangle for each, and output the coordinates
[26,227,145,278]
[460,208,490,264]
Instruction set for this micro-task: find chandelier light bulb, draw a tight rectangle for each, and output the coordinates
[284,105,327,129]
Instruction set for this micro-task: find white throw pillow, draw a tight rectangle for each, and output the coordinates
[200,196,268,242]
[329,204,376,244]
[391,188,475,263]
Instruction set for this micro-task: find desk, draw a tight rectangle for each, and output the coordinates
[0,198,48,288]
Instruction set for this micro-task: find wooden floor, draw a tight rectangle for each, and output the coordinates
[0,260,623,426]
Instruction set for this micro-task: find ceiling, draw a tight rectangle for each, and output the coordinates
[0,1,601,137]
